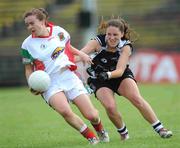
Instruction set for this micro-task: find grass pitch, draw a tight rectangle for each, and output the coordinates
[0,84,180,148]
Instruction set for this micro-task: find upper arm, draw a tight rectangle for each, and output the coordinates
[110,45,132,78]
[24,64,33,81]
[117,45,131,70]
[81,40,101,54]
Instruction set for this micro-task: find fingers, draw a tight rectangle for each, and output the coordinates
[89,57,94,64]
[80,54,94,65]
[86,56,93,64]
[30,88,42,95]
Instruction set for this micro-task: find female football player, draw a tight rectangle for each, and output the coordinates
[20,8,109,145]
[80,17,172,140]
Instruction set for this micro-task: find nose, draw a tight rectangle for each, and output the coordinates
[109,35,115,40]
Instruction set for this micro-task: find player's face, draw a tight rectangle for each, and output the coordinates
[105,26,124,48]
[24,15,45,36]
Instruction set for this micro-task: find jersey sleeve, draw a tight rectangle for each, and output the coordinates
[119,40,134,54]
[20,41,34,64]
[20,48,34,64]
[125,40,133,53]
[58,26,74,62]
[64,40,74,62]
[123,40,132,48]
[92,34,106,47]
[57,26,77,71]
[57,26,70,43]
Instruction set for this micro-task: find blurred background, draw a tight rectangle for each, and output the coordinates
[0,0,179,86]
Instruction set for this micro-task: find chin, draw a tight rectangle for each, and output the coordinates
[109,44,117,48]
[108,42,118,48]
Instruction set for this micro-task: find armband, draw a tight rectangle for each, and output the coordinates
[107,72,112,79]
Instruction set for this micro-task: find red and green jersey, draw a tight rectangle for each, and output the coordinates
[20,24,76,74]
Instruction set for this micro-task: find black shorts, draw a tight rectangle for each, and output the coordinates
[87,67,136,95]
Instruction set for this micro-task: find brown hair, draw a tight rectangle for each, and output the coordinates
[98,16,138,42]
[23,8,49,26]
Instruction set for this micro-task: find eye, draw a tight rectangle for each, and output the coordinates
[30,22,34,25]
[107,33,111,36]
[25,23,29,27]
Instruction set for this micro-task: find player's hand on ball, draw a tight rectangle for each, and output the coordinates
[30,88,43,95]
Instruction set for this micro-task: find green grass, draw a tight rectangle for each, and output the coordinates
[0,84,180,148]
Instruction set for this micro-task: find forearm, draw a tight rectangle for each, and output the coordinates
[74,55,81,62]
[110,69,124,78]
[70,45,88,60]
[81,40,99,54]
[70,44,93,64]
[25,64,33,81]
[97,68,125,82]
[70,45,83,56]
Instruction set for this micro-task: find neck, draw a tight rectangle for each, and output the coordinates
[41,28,49,36]
[107,46,116,52]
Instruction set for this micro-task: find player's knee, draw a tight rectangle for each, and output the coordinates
[130,95,145,109]
[105,104,117,115]
[85,109,99,121]
[59,109,73,118]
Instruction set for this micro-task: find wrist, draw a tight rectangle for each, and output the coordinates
[107,72,112,79]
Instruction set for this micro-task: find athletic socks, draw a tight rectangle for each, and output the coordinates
[117,124,129,140]
[80,124,97,140]
[117,124,128,135]
[91,120,103,132]
[152,120,164,133]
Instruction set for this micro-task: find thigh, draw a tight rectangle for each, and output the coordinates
[73,94,97,117]
[49,91,72,114]
[118,78,141,101]
[96,87,116,108]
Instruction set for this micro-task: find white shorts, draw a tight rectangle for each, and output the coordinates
[42,69,88,104]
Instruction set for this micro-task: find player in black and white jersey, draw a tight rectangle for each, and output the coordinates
[80,17,172,140]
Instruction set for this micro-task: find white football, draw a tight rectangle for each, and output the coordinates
[28,70,51,92]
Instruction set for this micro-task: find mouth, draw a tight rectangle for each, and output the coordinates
[31,30,35,33]
[110,40,115,43]
[109,40,117,45]
[108,40,118,47]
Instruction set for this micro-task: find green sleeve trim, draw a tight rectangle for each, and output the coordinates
[20,49,34,64]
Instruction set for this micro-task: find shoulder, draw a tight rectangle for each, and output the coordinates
[118,40,134,54]
[53,25,70,40]
[21,35,32,49]
[118,40,133,49]
[118,40,131,47]
[92,34,106,47]
[54,26,69,34]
